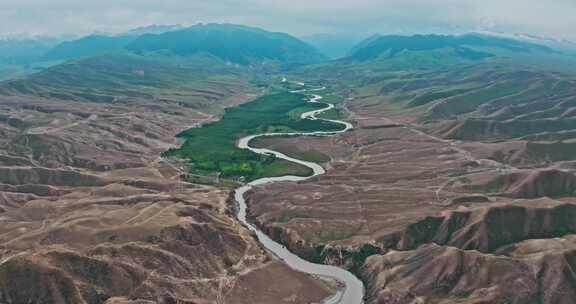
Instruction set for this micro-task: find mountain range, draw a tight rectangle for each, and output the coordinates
[3,23,576,304]
[3,25,576,82]
[346,33,555,61]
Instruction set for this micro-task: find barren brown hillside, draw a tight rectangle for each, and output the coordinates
[0,74,334,303]
[251,61,576,303]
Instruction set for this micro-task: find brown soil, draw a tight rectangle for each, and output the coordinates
[0,86,334,303]
[249,65,576,303]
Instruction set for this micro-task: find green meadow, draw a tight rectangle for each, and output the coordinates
[164,92,344,181]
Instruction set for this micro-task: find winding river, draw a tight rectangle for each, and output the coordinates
[234,85,365,304]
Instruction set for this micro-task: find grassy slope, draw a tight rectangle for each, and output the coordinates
[290,42,576,144]
[165,91,344,180]
[0,53,254,113]
[126,24,326,68]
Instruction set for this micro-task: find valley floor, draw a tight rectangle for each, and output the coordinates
[248,66,576,304]
[0,83,337,303]
[4,55,576,304]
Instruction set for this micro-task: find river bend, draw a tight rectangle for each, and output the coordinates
[234,85,365,304]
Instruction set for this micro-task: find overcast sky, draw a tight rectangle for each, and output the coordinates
[1,0,576,40]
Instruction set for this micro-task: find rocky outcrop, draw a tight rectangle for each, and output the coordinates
[0,248,149,304]
[362,243,576,304]
[505,170,576,198]
[461,169,576,198]
[393,202,576,252]
[0,184,334,303]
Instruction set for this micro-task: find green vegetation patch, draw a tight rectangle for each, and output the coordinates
[310,244,383,276]
[316,107,348,120]
[164,92,344,180]
[321,94,345,104]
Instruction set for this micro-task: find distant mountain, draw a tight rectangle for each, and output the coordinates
[347,34,382,56]
[480,31,576,56]
[0,52,246,105]
[126,23,326,67]
[125,24,185,36]
[42,35,136,61]
[347,33,554,62]
[0,37,65,81]
[301,33,369,59]
[0,38,60,64]
[42,25,187,62]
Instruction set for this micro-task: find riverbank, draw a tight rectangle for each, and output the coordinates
[163,91,343,182]
[234,86,364,304]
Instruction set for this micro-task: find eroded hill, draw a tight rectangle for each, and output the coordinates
[0,55,335,303]
[248,34,576,304]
